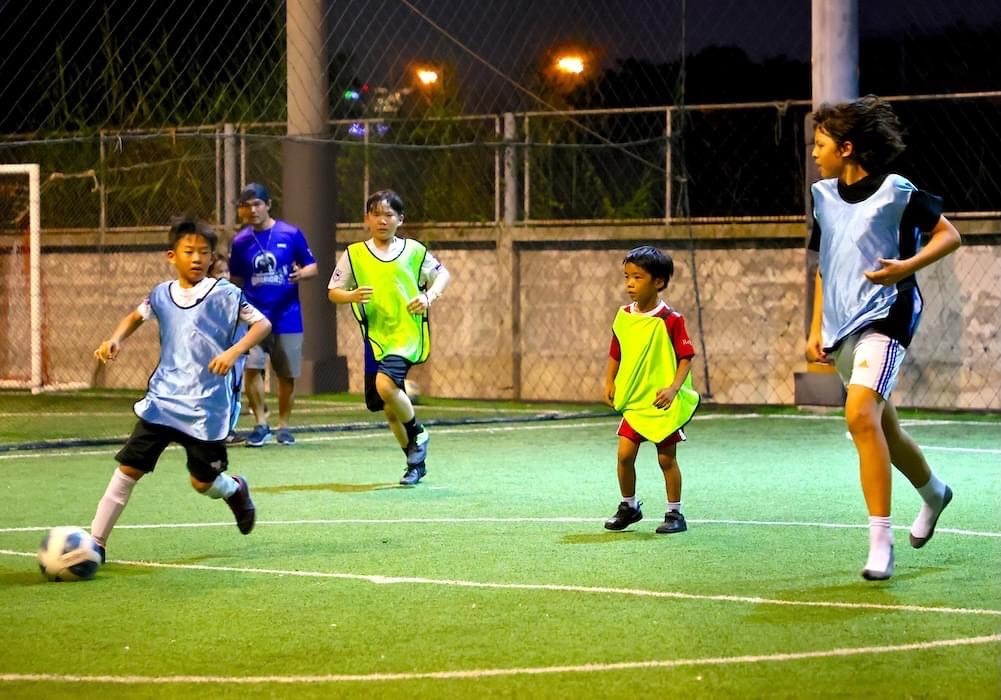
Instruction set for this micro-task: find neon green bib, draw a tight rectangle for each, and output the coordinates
[347,239,431,364]
[612,307,700,442]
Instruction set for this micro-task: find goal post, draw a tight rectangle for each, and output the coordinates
[0,163,42,392]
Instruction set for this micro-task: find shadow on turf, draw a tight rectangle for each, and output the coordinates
[562,531,658,544]
[254,482,400,494]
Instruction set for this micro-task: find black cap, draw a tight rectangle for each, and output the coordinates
[238,182,270,203]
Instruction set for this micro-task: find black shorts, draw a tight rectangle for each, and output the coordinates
[364,354,412,412]
[115,419,229,484]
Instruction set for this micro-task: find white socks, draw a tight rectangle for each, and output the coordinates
[622,496,638,509]
[204,473,239,500]
[911,474,948,540]
[90,469,138,546]
[667,501,682,513]
[863,516,894,579]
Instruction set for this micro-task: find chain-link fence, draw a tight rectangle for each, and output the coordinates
[1,1,999,410]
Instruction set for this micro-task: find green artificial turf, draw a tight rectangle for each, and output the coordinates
[0,397,998,698]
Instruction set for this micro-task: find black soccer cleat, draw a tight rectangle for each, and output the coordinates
[399,462,427,486]
[655,510,688,534]
[225,475,256,534]
[604,501,643,531]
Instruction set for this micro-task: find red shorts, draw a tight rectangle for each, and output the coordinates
[617,417,685,447]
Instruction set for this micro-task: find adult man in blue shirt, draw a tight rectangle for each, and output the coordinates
[230,183,319,446]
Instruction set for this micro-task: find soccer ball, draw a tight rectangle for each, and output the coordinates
[37,526,103,582]
[404,378,422,404]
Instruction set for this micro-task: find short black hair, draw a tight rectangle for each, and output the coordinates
[168,216,217,252]
[366,189,405,217]
[811,95,906,173]
[623,245,673,289]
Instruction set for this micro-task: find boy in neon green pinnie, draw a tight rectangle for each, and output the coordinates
[603,246,699,534]
[328,190,451,485]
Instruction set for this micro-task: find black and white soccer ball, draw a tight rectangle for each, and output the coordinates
[37,526,102,582]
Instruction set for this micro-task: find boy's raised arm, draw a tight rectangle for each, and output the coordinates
[94,310,145,363]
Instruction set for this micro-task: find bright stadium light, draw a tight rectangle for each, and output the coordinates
[416,68,439,86]
[556,55,585,75]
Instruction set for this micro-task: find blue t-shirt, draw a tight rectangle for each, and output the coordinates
[230,219,316,333]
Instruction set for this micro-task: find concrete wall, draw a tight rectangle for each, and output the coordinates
[4,220,998,409]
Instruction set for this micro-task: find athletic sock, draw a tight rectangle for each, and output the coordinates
[622,496,638,509]
[667,500,682,513]
[403,417,419,444]
[917,473,947,506]
[204,473,239,500]
[912,473,949,538]
[90,469,138,546]
[864,516,894,573]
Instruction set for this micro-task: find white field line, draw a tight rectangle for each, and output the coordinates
[1,517,998,539]
[3,415,997,460]
[0,548,997,617]
[1,634,999,685]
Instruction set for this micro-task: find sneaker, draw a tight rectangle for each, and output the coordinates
[226,432,247,445]
[604,501,643,531]
[909,485,953,549]
[246,424,272,448]
[862,545,894,581]
[94,543,106,564]
[275,427,296,445]
[399,462,427,486]
[405,425,430,466]
[224,475,256,534]
[655,510,688,534]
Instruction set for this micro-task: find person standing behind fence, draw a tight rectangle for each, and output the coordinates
[230,183,318,448]
[90,217,270,561]
[806,95,961,581]
[602,246,699,535]
[327,189,451,486]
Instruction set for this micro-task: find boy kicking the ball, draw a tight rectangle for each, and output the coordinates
[90,217,271,561]
[328,190,450,486]
[603,246,699,534]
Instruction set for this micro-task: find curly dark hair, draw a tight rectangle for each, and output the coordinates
[811,95,906,173]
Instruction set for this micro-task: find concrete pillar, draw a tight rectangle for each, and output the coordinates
[285,0,347,392]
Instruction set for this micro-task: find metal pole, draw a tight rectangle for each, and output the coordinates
[503,112,517,225]
[665,107,672,222]
[522,114,530,221]
[494,115,501,224]
[223,123,237,241]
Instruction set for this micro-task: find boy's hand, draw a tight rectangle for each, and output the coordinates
[289,263,303,283]
[805,332,829,363]
[94,340,120,363]
[352,286,373,304]
[603,383,615,407]
[654,386,678,409]
[406,293,431,314]
[208,348,239,375]
[864,258,910,286]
